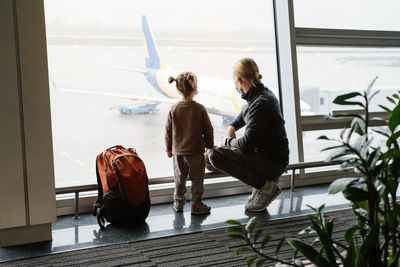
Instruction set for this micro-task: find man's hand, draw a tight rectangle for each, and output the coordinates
[167,151,173,158]
[225,126,236,138]
[221,126,236,146]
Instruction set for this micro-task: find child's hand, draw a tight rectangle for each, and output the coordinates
[205,146,216,152]
[221,136,226,146]
[167,151,173,158]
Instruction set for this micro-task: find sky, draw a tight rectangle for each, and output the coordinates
[44,0,276,39]
[44,0,400,40]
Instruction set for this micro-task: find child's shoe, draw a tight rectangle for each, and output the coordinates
[191,202,211,215]
[173,200,185,212]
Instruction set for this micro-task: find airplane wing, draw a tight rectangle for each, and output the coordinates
[111,66,147,74]
[58,88,176,104]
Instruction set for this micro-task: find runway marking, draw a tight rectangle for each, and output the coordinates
[73,158,86,166]
[59,149,85,166]
[60,150,71,157]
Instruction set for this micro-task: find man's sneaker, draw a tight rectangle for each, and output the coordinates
[245,181,281,212]
[191,202,211,215]
[248,187,259,202]
[172,201,185,212]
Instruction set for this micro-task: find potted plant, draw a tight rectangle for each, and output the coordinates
[227,77,400,267]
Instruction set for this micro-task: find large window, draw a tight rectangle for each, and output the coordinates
[302,127,389,163]
[294,0,400,31]
[44,0,278,187]
[297,46,400,115]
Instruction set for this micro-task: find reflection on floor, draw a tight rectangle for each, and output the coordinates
[0,183,351,263]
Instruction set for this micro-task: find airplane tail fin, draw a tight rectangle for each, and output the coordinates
[142,15,161,69]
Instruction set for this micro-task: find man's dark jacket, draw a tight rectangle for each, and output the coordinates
[227,82,289,165]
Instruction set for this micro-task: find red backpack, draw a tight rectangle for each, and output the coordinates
[93,146,150,227]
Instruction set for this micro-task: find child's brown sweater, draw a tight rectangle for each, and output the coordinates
[165,101,214,155]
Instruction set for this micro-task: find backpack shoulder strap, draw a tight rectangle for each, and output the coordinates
[93,155,104,209]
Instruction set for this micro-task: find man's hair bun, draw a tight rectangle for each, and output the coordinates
[168,76,176,84]
[257,73,263,80]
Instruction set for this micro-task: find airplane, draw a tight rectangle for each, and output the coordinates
[130,16,315,119]
[58,15,313,120]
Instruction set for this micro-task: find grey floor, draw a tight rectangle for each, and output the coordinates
[0,184,351,263]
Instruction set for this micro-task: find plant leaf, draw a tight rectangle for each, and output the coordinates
[309,220,337,265]
[345,225,359,244]
[321,144,347,152]
[256,258,266,267]
[328,177,358,194]
[387,96,396,105]
[372,128,389,137]
[287,238,331,266]
[365,76,378,95]
[245,217,257,233]
[368,89,380,101]
[236,247,250,255]
[248,221,260,234]
[391,156,400,179]
[261,235,272,248]
[333,92,363,106]
[275,236,286,256]
[332,113,366,121]
[367,148,380,173]
[227,226,244,234]
[254,229,264,243]
[387,130,400,147]
[379,104,392,113]
[318,135,330,140]
[360,224,379,258]
[247,256,258,267]
[325,221,334,238]
[342,187,369,202]
[343,243,356,267]
[389,103,400,132]
[386,177,399,196]
[226,220,242,226]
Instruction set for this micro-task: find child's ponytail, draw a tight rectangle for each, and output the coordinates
[170,72,197,98]
[168,76,176,84]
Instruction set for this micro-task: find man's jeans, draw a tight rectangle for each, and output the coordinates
[205,146,286,189]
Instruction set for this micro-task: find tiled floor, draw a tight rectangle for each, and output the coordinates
[0,184,351,263]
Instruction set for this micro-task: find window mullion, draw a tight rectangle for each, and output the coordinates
[295,27,400,46]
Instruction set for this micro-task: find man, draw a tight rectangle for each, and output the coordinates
[205,58,289,212]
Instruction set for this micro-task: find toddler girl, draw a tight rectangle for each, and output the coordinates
[165,72,214,214]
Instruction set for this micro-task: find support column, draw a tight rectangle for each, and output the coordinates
[0,0,56,247]
[273,0,304,164]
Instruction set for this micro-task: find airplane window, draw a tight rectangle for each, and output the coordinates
[294,0,400,31]
[297,46,400,116]
[44,0,278,186]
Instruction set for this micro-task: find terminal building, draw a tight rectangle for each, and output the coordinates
[1,0,399,265]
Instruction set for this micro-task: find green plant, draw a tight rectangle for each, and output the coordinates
[227,77,400,267]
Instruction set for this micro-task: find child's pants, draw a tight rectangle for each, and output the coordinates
[173,154,205,204]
